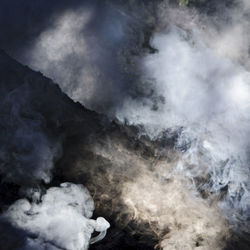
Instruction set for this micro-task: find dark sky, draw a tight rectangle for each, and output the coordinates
[0,0,97,56]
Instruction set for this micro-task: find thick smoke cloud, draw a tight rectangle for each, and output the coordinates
[117,0,250,235]
[1,183,110,250]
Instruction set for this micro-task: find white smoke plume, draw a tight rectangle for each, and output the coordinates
[1,182,110,250]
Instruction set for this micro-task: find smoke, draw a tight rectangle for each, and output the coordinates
[116,0,250,237]
[1,0,250,249]
[122,171,229,250]
[22,8,95,107]
[17,1,158,113]
[58,127,231,249]
[1,183,110,250]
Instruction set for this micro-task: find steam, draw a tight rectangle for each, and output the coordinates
[1,183,110,250]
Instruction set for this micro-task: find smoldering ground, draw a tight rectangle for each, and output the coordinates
[0,0,250,249]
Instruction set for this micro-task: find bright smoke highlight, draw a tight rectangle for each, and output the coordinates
[1,183,110,250]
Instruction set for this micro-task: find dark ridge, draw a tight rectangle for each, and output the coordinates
[0,49,172,249]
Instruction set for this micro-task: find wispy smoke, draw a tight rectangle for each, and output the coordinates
[23,8,95,107]
[18,1,159,114]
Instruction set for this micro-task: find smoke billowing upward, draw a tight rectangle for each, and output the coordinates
[0,0,250,249]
